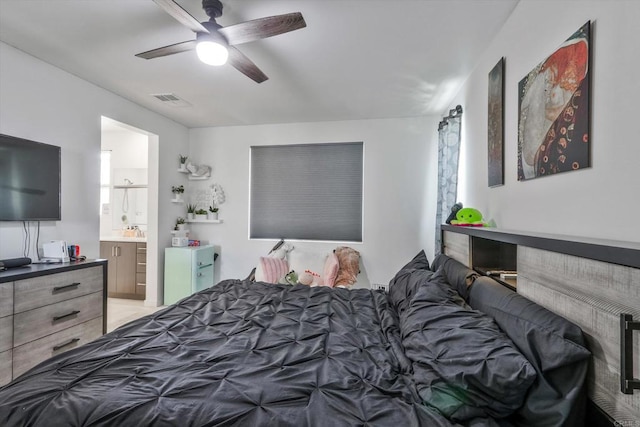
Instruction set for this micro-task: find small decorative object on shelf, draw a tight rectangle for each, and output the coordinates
[208,206,219,220]
[171,185,185,201]
[209,183,226,219]
[180,161,212,180]
[186,204,196,220]
[175,217,186,231]
[194,208,208,220]
[179,154,188,171]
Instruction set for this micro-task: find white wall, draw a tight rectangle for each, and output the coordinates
[0,42,189,306]
[447,0,640,244]
[188,117,439,288]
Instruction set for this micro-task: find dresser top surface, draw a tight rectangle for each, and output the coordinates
[0,259,106,283]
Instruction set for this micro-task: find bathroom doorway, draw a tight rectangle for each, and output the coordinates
[100,117,161,325]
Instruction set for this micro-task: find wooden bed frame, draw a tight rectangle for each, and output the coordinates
[441,225,640,425]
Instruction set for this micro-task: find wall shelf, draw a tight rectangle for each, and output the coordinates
[185,219,223,224]
[170,229,189,235]
[171,198,184,204]
[113,184,148,189]
[177,168,210,180]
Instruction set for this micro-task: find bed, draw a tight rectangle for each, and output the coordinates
[0,252,590,426]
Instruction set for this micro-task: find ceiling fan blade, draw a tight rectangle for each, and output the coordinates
[219,12,306,46]
[136,40,197,59]
[227,47,268,83]
[153,0,209,34]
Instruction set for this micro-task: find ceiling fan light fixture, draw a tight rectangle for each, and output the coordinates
[196,40,228,66]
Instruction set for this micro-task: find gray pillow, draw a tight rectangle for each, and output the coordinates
[401,269,537,421]
[430,254,478,299]
[388,251,433,315]
[400,249,431,271]
[467,276,590,427]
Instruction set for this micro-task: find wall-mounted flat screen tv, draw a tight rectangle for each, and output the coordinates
[0,133,61,221]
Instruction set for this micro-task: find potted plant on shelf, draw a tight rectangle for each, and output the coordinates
[179,154,188,171]
[175,217,186,231]
[195,208,208,220]
[210,183,225,221]
[186,204,196,220]
[171,185,185,201]
[208,205,219,220]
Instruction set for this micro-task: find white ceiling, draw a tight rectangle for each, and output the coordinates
[0,0,518,128]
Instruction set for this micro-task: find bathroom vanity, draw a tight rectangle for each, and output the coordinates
[99,237,146,300]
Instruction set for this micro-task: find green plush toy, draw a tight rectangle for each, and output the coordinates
[279,270,299,285]
[450,207,486,227]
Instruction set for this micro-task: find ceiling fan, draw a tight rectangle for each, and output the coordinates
[136,0,306,83]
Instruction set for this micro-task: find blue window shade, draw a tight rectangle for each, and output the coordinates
[250,142,363,242]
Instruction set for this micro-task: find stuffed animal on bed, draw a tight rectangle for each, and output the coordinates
[271,243,294,259]
[334,246,360,287]
[279,271,298,285]
[450,207,487,227]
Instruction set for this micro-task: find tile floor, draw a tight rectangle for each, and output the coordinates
[107,298,164,332]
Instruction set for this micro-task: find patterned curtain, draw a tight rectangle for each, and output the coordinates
[434,112,462,256]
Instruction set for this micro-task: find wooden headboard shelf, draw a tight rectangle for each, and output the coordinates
[441,225,640,425]
[441,225,640,269]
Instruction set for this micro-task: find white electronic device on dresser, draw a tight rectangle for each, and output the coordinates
[0,260,107,386]
[41,240,70,262]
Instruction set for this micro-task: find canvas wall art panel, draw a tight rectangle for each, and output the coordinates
[488,57,504,187]
[517,21,590,181]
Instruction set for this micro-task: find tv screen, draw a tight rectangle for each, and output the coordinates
[0,133,61,221]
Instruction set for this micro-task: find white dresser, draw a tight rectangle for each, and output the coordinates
[0,260,107,385]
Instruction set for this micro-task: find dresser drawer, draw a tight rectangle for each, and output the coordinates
[14,266,103,313]
[0,282,13,318]
[12,317,102,378]
[195,247,214,268]
[195,265,214,291]
[136,257,147,273]
[0,315,12,353]
[14,291,103,347]
[136,272,146,285]
[0,350,11,386]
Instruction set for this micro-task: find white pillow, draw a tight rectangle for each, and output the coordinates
[288,249,329,285]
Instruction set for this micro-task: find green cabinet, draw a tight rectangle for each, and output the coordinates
[164,246,215,305]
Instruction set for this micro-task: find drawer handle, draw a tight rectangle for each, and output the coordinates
[52,282,81,293]
[53,338,80,352]
[138,248,147,252]
[137,262,147,266]
[620,313,640,394]
[52,310,80,323]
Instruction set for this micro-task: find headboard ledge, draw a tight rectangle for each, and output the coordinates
[440,225,640,424]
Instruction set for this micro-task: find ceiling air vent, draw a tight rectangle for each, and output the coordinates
[151,93,191,107]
